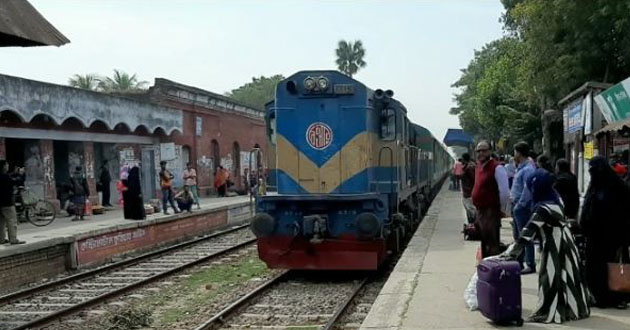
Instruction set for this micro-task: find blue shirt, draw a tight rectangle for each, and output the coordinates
[511,160,535,210]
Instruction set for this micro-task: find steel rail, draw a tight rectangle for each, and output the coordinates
[323,277,370,330]
[0,223,250,306]
[11,238,256,330]
[193,271,290,330]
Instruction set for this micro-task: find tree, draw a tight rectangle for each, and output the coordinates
[68,74,100,91]
[335,40,366,78]
[226,75,285,110]
[502,0,630,105]
[451,0,630,147]
[451,38,539,145]
[98,69,148,92]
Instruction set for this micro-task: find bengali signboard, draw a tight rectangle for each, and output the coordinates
[564,97,583,134]
[76,210,227,266]
[594,77,630,123]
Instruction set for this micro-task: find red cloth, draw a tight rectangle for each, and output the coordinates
[472,159,499,209]
[613,163,627,176]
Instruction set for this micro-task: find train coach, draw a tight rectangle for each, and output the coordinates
[251,70,452,270]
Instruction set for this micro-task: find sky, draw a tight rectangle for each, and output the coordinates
[1,0,505,140]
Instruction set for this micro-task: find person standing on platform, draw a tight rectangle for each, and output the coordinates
[214,165,229,197]
[159,161,180,215]
[499,169,590,323]
[123,165,145,220]
[472,141,510,258]
[183,162,201,209]
[453,158,464,190]
[460,153,476,224]
[511,141,536,274]
[99,160,112,207]
[70,166,90,221]
[554,158,579,220]
[504,156,516,189]
[580,156,630,309]
[0,160,24,244]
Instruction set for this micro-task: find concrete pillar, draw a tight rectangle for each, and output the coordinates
[83,142,98,204]
[40,140,58,206]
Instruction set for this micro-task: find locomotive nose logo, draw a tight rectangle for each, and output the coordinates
[306,122,333,150]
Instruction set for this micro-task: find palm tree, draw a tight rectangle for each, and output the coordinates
[68,74,100,91]
[99,69,148,92]
[335,40,367,78]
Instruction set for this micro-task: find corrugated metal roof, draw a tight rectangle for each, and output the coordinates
[0,0,69,47]
[595,118,630,136]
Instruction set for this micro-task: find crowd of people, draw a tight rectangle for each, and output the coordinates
[453,140,630,324]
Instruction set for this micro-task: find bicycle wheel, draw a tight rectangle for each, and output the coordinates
[26,200,56,226]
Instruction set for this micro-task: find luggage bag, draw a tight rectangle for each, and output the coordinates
[476,258,523,326]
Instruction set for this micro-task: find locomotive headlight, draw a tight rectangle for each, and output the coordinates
[304,77,316,91]
[355,212,381,239]
[317,77,329,91]
[251,213,275,237]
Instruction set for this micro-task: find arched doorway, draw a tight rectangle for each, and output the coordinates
[211,139,220,171]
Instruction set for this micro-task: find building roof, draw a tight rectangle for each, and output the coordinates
[558,81,612,105]
[0,0,69,47]
[443,128,473,147]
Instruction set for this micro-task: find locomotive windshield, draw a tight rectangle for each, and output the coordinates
[380,108,396,141]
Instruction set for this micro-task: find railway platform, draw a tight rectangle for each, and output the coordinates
[361,186,630,329]
[0,195,253,293]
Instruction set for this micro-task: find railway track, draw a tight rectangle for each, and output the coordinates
[194,270,369,330]
[0,224,256,330]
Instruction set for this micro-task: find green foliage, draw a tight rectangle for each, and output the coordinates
[452,0,630,146]
[68,73,100,91]
[226,74,285,110]
[68,69,148,93]
[335,40,367,78]
[99,69,148,92]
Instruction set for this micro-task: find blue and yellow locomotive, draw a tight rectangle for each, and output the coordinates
[252,70,452,270]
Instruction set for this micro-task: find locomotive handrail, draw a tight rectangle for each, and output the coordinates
[377,146,395,195]
[248,147,263,216]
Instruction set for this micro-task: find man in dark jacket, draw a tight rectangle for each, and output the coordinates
[472,141,510,258]
[554,158,579,219]
[0,160,25,244]
[99,160,112,207]
[70,166,90,221]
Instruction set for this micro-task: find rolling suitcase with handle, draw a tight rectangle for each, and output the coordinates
[476,258,523,326]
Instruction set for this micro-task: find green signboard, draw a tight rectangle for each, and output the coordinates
[594,77,630,123]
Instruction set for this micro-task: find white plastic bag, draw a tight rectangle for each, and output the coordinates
[464,271,478,311]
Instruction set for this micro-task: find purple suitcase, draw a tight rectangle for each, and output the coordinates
[476,259,523,326]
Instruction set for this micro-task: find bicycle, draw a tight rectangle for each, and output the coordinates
[15,187,57,226]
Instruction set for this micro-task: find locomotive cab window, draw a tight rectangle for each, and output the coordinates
[267,111,277,145]
[380,108,396,141]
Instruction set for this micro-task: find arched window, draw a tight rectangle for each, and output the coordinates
[211,139,220,171]
[233,142,240,177]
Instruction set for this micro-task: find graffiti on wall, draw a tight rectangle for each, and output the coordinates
[119,148,136,166]
[220,153,233,171]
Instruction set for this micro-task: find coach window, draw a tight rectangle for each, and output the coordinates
[380,108,396,141]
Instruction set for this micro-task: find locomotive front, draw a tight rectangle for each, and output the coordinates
[251,71,395,270]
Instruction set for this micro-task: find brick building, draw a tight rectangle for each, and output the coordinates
[0,73,266,208]
[123,78,267,194]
